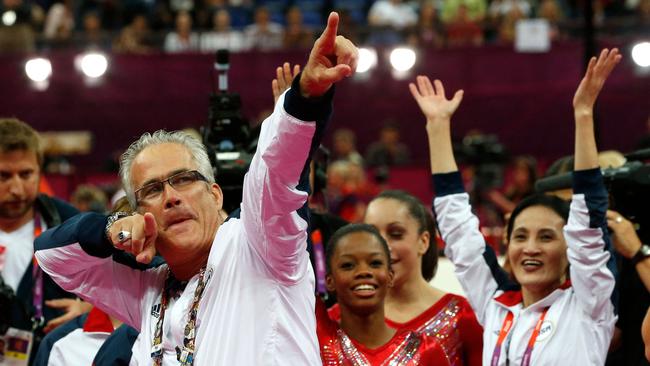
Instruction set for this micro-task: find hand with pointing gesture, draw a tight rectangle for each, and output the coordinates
[299,12,358,98]
[108,212,158,264]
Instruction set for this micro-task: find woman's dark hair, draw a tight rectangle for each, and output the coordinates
[510,155,538,196]
[506,193,570,241]
[325,223,391,275]
[371,190,438,281]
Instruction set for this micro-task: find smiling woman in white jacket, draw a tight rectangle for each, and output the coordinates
[407,48,621,366]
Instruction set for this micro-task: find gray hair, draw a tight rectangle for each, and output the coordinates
[119,130,215,207]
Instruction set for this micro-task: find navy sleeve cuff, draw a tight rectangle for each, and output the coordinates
[283,72,334,123]
[35,212,114,258]
[573,168,608,228]
[573,168,607,197]
[432,171,465,197]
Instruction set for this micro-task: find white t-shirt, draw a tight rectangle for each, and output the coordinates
[0,219,35,291]
[48,328,112,366]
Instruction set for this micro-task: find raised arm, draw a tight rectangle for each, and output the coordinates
[412,77,511,324]
[241,12,358,283]
[573,48,621,170]
[566,48,620,323]
[409,76,463,174]
[299,13,357,98]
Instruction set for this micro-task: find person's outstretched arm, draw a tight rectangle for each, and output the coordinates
[573,48,621,170]
[409,76,463,175]
[565,49,620,362]
[241,12,358,284]
[412,76,513,327]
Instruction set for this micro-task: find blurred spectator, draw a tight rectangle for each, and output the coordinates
[639,0,650,26]
[569,0,605,25]
[334,8,361,44]
[283,6,314,49]
[446,4,484,46]
[537,0,565,40]
[113,14,153,53]
[0,0,36,52]
[43,0,74,44]
[70,184,108,213]
[488,0,531,19]
[77,11,111,50]
[170,0,195,13]
[367,0,417,44]
[200,9,245,52]
[331,128,363,165]
[365,122,411,168]
[441,0,487,23]
[150,0,175,30]
[326,160,371,223]
[43,154,74,174]
[497,6,526,43]
[368,0,418,29]
[195,0,225,29]
[244,6,283,50]
[408,1,445,48]
[164,10,199,52]
[487,155,537,215]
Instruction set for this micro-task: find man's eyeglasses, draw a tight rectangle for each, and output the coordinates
[135,170,207,204]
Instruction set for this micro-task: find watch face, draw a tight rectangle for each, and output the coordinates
[642,245,650,257]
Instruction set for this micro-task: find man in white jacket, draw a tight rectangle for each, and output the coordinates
[34,12,357,366]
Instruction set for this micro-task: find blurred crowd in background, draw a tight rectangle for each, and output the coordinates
[0,0,648,53]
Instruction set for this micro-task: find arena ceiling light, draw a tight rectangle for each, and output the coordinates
[78,52,108,78]
[25,58,52,82]
[356,47,378,73]
[389,47,417,72]
[2,10,16,26]
[631,42,650,67]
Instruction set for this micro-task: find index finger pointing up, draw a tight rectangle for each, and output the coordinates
[317,12,339,50]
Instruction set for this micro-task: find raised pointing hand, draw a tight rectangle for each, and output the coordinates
[299,12,358,98]
[109,212,158,264]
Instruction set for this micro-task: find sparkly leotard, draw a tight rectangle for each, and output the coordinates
[317,300,449,366]
[329,294,483,366]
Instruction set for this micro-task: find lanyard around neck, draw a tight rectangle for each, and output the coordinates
[491,307,549,366]
[151,266,211,366]
[31,214,44,328]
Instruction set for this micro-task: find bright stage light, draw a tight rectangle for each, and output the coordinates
[631,42,650,67]
[2,11,16,26]
[25,58,52,82]
[389,47,417,72]
[79,53,108,78]
[357,47,378,73]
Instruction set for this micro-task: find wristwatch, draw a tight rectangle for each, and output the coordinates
[631,244,650,266]
[105,211,132,241]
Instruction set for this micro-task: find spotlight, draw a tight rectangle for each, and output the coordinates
[357,47,378,73]
[2,11,16,26]
[79,53,108,78]
[25,58,52,82]
[631,42,650,67]
[389,47,416,72]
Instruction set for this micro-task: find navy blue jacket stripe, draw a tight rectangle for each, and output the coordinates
[573,168,619,313]
[432,171,465,197]
[35,212,112,257]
